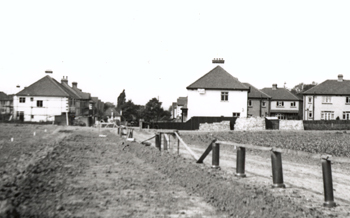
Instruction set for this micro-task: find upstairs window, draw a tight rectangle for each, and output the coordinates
[322,96,332,103]
[308,97,312,103]
[346,97,350,104]
[276,101,284,107]
[221,92,228,101]
[248,100,252,107]
[19,97,25,103]
[262,101,266,107]
[37,100,43,107]
[30,97,34,101]
[291,102,296,107]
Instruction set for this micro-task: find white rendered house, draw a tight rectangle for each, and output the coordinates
[303,74,350,120]
[186,65,249,120]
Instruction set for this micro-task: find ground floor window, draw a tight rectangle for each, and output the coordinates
[321,111,334,120]
[308,111,313,119]
[276,113,286,120]
[232,113,240,117]
[343,111,350,120]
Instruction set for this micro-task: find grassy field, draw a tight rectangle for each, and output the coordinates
[180,130,350,157]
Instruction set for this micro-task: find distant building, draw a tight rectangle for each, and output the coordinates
[171,97,188,122]
[303,74,350,120]
[186,65,249,120]
[242,83,271,117]
[0,91,13,120]
[261,84,302,120]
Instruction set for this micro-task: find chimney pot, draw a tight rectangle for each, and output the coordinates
[338,74,344,82]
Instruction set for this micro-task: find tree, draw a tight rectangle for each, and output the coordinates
[290,82,317,99]
[141,98,171,122]
[116,89,126,112]
[121,100,142,123]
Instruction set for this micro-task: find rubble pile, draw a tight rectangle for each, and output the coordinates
[199,121,231,131]
[279,120,304,130]
[234,117,265,131]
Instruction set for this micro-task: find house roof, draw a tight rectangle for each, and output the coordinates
[177,97,187,107]
[261,87,300,101]
[72,86,90,100]
[0,92,12,101]
[303,79,350,95]
[186,66,249,90]
[242,83,271,99]
[60,82,82,99]
[16,75,70,97]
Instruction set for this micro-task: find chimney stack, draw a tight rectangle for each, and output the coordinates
[338,74,344,82]
[72,82,78,88]
[45,70,53,74]
[272,84,278,90]
[61,76,68,85]
[212,58,225,64]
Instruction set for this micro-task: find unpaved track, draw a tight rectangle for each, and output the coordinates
[133,129,350,217]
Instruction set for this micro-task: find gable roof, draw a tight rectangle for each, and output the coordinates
[261,87,300,101]
[303,79,350,95]
[60,82,83,99]
[16,75,70,97]
[242,83,271,99]
[0,92,12,101]
[186,66,249,91]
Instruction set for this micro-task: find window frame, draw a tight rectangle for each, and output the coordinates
[308,97,312,103]
[221,91,229,102]
[322,96,332,104]
[276,101,284,107]
[321,111,334,120]
[19,97,25,103]
[346,97,350,104]
[232,112,240,117]
[37,100,43,108]
[291,102,296,107]
[248,100,252,107]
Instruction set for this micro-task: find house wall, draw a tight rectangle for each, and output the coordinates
[303,95,350,120]
[270,100,300,111]
[187,89,248,120]
[247,99,269,117]
[13,96,68,122]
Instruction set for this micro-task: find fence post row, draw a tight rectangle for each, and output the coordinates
[321,156,336,208]
[235,147,246,177]
[271,151,285,188]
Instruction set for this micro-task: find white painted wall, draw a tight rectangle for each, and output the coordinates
[270,100,300,111]
[187,89,248,120]
[13,96,68,122]
[303,95,350,120]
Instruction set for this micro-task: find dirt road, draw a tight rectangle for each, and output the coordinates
[133,129,350,217]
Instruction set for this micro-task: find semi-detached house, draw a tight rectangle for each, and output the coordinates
[186,65,249,120]
[303,74,350,120]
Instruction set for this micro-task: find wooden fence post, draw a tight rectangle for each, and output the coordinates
[271,151,285,188]
[235,147,246,177]
[322,157,336,208]
[212,143,220,169]
[155,133,161,151]
[163,134,168,151]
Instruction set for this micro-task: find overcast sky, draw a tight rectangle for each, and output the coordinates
[1,1,350,109]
